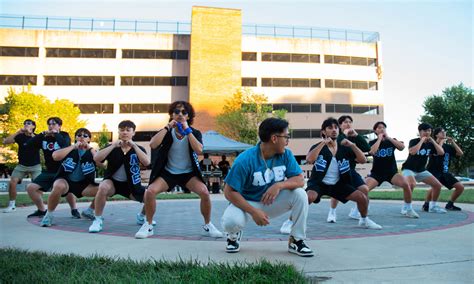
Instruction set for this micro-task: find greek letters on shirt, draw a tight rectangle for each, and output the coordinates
[82,162,95,175]
[374,147,393,157]
[130,154,141,185]
[338,159,350,174]
[62,158,76,172]
[417,148,431,156]
[443,153,450,173]
[252,165,286,186]
[42,141,60,151]
[315,155,327,172]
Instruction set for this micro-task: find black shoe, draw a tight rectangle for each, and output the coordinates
[288,236,314,257]
[422,202,429,212]
[226,231,242,253]
[71,209,81,219]
[445,203,461,211]
[27,210,46,218]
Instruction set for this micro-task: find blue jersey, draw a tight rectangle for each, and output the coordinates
[225,143,302,202]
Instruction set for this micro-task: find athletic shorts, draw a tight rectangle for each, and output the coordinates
[160,170,197,191]
[106,178,145,202]
[11,164,42,181]
[368,171,398,185]
[350,169,366,188]
[32,171,57,192]
[434,173,459,189]
[402,169,433,182]
[306,181,357,204]
[58,179,97,198]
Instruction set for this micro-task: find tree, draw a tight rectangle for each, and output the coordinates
[0,87,86,162]
[216,88,287,145]
[420,83,473,175]
[93,123,110,177]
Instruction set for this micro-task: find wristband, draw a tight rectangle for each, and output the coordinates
[183,128,192,135]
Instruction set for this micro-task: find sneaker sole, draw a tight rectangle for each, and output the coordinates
[226,248,240,253]
[135,234,153,239]
[288,248,314,257]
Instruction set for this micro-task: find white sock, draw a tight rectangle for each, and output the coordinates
[330,208,336,214]
[429,201,437,209]
[360,217,367,222]
[8,200,15,207]
[404,202,412,210]
[95,215,103,221]
[45,210,54,217]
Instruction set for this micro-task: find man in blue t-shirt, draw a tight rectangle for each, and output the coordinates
[221,118,313,257]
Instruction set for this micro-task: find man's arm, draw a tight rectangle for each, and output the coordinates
[93,141,119,164]
[341,139,367,163]
[369,135,383,156]
[409,138,425,155]
[129,142,150,167]
[306,141,328,164]
[387,136,405,151]
[55,132,71,148]
[448,137,464,157]
[52,143,77,161]
[224,184,269,226]
[261,174,304,205]
[3,130,22,145]
[429,137,445,155]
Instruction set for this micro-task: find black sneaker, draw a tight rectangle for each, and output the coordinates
[288,236,314,257]
[226,231,242,253]
[71,209,81,219]
[445,203,461,211]
[422,202,429,212]
[27,209,46,218]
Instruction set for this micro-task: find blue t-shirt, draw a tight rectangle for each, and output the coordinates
[224,143,303,202]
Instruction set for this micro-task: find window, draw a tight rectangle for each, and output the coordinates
[291,54,309,63]
[242,77,257,87]
[47,48,116,58]
[291,104,310,113]
[119,104,169,114]
[291,129,311,139]
[326,104,379,115]
[0,46,39,57]
[334,104,352,113]
[325,54,377,67]
[324,55,334,64]
[134,131,156,142]
[75,104,114,114]
[121,76,187,86]
[271,53,291,62]
[325,79,334,88]
[369,82,378,90]
[351,57,368,66]
[325,79,377,90]
[334,80,351,89]
[44,76,115,86]
[272,104,292,112]
[334,56,350,65]
[351,81,368,90]
[242,52,257,61]
[310,104,322,113]
[0,75,37,85]
[261,78,321,88]
[122,49,188,60]
[261,52,320,63]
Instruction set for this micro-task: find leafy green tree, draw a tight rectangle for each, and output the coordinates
[93,123,110,177]
[420,83,473,175]
[216,88,287,145]
[0,87,86,163]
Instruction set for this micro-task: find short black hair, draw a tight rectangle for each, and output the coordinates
[168,101,196,125]
[418,122,433,131]
[118,120,136,130]
[47,117,62,126]
[433,127,444,137]
[24,119,36,132]
[258,117,289,142]
[338,115,353,125]
[373,121,387,131]
[74,128,91,138]
[321,117,339,131]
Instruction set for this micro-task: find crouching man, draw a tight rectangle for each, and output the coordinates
[221,118,314,257]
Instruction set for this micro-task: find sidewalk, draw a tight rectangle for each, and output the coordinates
[1,196,473,283]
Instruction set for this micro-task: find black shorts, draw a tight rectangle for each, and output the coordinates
[368,171,398,185]
[351,169,365,188]
[160,170,196,191]
[107,179,145,202]
[435,173,459,189]
[59,179,96,198]
[32,171,56,192]
[306,181,357,204]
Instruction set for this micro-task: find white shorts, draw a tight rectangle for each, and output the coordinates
[402,169,433,182]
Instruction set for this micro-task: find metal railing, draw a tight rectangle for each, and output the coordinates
[0,15,379,43]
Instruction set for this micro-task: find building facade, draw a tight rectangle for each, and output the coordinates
[0,6,383,162]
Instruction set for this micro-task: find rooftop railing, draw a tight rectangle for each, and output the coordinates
[0,14,380,43]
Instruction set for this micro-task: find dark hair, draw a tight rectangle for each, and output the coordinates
[433,127,444,137]
[321,117,339,131]
[118,120,136,130]
[338,115,353,125]
[24,119,36,132]
[168,101,196,125]
[418,122,433,131]
[258,117,289,142]
[74,128,91,138]
[47,117,62,126]
[373,121,387,131]
[203,153,209,158]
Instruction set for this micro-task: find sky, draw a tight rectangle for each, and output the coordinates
[1,0,472,157]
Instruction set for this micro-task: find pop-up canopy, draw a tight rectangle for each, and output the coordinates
[202,130,253,155]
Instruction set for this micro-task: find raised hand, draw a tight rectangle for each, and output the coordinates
[340,138,354,147]
[251,208,270,226]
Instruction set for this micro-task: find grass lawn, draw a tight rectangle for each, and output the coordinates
[0,248,306,283]
[0,193,199,208]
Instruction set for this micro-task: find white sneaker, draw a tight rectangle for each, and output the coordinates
[429,205,447,214]
[203,222,224,238]
[280,219,293,234]
[359,218,382,230]
[89,217,103,233]
[81,208,95,220]
[403,208,419,218]
[135,222,154,239]
[348,207,361,220]
[400,207,407,215]
[327,210,337,223]
[136,213,157,226]
[3,206,16,213]
[40,214,53,227]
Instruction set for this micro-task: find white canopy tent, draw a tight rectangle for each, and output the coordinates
[202,131,253,155]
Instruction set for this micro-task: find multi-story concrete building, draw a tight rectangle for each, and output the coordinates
[0,6,383,162]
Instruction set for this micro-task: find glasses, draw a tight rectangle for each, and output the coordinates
[173,109,188,116]
[24,122,33,126]
[76,134,90,138]
[275,135,291,141]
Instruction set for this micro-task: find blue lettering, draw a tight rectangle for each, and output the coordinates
[129,154,141,185]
